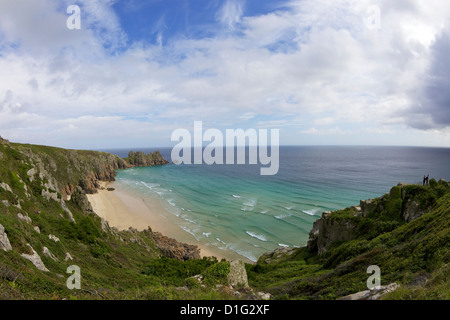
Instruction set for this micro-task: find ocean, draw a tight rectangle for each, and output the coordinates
[100,146,450,262]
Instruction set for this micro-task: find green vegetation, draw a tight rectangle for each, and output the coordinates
[141,257,230,287]
[0,140,230,300]
[1,138,449,300]
[246,182,450,300]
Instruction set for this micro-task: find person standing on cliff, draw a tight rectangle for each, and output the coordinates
[426,175,429,186]
[423,175,426,186]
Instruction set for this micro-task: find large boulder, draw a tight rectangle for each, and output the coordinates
[227,260,249,288]
[360,199,378,217]
[125,150,169,167]
[71,186,94,214]
[307,214,359,255]
[150,230,201,261]
[0,223,12,252]
[21,244,49,272]
[338,283,399,300]
[403,199,426,222]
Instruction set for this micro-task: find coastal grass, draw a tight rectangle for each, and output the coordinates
[246,184,450,300]
[0,141,233,300]
[1,140,449,300]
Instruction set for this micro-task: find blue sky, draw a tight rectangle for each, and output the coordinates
[0,0,449,149]
[113,0,283,44]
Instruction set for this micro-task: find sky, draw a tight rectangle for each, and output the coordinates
[0,0,449,149]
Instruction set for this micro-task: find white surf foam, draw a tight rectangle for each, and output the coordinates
[246,231,267,242]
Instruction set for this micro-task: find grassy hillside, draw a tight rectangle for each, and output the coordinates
[246,182,450,300]
[1,137,448,300]
[0,139,235,300]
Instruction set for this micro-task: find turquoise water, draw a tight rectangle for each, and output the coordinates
[105,146,450,262]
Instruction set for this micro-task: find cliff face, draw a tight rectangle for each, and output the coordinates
[14,144,168,198]
[0,139,219,299]
[1,138,277,300]
[307,181,449,256]
[247,180,450,300]
[124,150,169,167]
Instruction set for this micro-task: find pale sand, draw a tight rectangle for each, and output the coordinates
[87,182,246,262]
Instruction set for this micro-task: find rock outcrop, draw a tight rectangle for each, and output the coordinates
[307,212,359,255]
[42,247,58,261]
[150,230,201,261]
[258,247,297,264]
[227,260,249,288]
[338,283,399,300]
[0,223,12,252]
[70,186,94,214]
[125,150,169,167]
[402,199,426,222]
[21,245,49,272]
[15,145,168,201]
[308,183,441,255]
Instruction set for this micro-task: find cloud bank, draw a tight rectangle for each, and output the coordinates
[0,0,449,148]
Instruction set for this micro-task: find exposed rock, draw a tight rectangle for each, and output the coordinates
[21,244,49,272]
[33,226,40,234]
[100,217,111,233]
[17,213,32,224]
[59,199,75,222]
[42,189,59,202]
[125,150,169,167]
[256,292,273,300]
[185,274,205,288]
[42,247,58,261]
[403,199,426,222]
[48,234,60,242]
[0,223,12,252]
[150,230,201,261]
[0,182,12,193]
[259,247,297,264]
[175,286,189,292]
[307,216,359,255]
[64,252,74,261]
[338,283,399,300]
[26,168,36,182]
[307,183,442,256]
[1,200,9,207]
[71,186,94,214]
[227,260,249,288]
[360,199,378,217]
[409,273,431,287]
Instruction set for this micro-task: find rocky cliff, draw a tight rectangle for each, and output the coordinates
[307,180,449,256]
[0,138,239,300]
[247,180,450,300]
[124,150,169,167]
[13,143,168,199]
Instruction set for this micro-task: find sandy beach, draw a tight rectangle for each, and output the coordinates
[87,182,245,262]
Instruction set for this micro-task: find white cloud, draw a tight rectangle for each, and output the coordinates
[0,0,449,148]
[216,0,245,30]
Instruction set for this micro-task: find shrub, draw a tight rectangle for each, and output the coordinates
[90,241,111,258]
[390,186,402,199]
[385,198,403,221]
[203,261,230,286]
[429,178,438,188]
[141,256,218,286]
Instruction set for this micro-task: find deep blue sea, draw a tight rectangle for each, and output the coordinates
[99,146,450,262]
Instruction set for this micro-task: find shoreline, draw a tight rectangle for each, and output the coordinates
[87,181,250,262]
